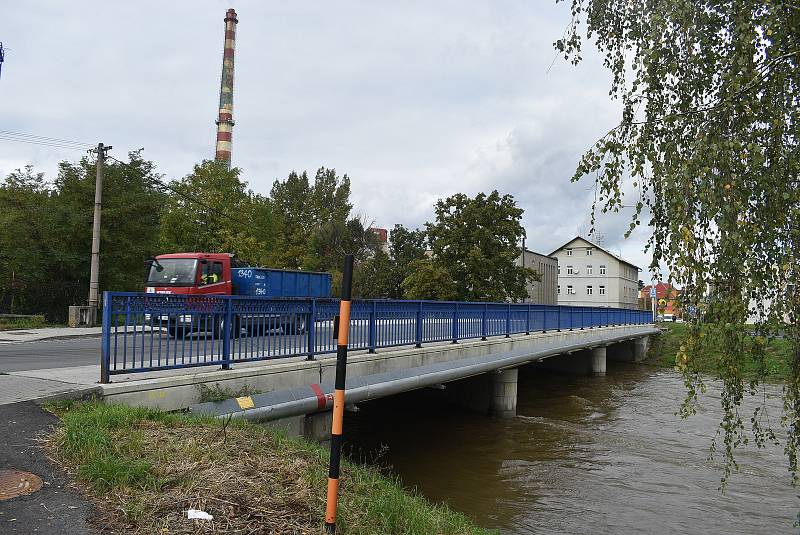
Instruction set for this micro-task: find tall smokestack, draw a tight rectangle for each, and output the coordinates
[215,8,238,167]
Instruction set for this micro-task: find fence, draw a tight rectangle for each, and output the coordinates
[101,291,653,382]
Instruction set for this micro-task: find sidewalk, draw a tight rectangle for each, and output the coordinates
[0,327,102,345]
[0,402,96,533]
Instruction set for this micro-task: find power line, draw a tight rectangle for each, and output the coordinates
[107,155,259,233]
[0,130,94,151]
[0,136,89,151]
[0,130,94,147]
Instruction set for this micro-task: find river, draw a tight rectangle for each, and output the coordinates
[343,362,798,534]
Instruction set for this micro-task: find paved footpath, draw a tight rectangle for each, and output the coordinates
[0,327,102,345]
[0,402,96,534]
[0,329,103,405]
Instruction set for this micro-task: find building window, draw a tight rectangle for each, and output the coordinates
[557,285,561,295]
[567,265,574,275]
[558,265,561,275]
[587,265,593,275]
[567,285,575,295]
[599,285,606,295]
[586,285,593,295]
[599,265,606,275]
[587,248,593,256]
[566,248,573,256]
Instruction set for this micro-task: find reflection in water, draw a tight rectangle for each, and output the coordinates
[343,362,798,534]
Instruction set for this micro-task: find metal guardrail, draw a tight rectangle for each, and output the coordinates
[100,291,653,382]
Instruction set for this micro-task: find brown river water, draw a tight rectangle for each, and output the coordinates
[343,362,798,534]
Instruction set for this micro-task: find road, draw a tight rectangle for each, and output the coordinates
[0,337,102,373]
[0,316,503,375]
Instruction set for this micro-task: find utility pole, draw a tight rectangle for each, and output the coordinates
[88,142,112,324]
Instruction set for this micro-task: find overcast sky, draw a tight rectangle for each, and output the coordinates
[0,1,658,278]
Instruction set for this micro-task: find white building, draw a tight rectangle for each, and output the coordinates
[549,236,640,309]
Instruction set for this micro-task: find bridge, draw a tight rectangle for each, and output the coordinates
[96,292,656,439]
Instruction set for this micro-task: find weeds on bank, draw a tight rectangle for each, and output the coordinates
[46,401,492,535]
[0,315,48,330]
[647,323,791,382]
[197,382,261,403]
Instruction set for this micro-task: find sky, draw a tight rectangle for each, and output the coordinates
[0,1,659,279]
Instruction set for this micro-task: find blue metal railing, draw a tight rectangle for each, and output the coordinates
[100,291,654,382]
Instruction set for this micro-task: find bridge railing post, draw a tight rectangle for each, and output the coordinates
[307,298,317,360]
[222,298,232,370]
[100,291,112,384]
[368,300,377,353]
[415,301,423,348]
[481,303,488,340]
[451,302,459,343]
[505,303,511,337]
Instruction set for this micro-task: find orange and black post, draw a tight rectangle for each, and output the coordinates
[325,254,353,534]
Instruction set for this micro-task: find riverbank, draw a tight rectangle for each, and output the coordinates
[45,401,492,535]
[647,323,793,381]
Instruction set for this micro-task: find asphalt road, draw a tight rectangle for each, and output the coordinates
[0,337,102,373]
[0,402,96,533]
[0,317,520,375]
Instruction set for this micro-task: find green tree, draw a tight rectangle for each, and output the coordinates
[269,170,312,268]
[270,167,375,272]
[401,259,458,301]
[0,166,53,314]
[353,250,396,298]
[387,224,428,298]
[422,191,536,301]
[0,153,165,321]
[158,160,274,265]
[556,0,799,485]
[53,153,165,312]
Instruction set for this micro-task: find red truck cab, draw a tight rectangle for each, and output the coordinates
[145,252,243,295]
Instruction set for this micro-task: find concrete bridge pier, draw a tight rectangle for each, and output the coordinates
[490,368,518,418]
[590,347,607,377]
[607,337,650,363]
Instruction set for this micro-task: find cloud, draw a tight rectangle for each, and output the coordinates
[0,1,658,277]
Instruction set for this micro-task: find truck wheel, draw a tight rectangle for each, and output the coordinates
[281,315,306,334]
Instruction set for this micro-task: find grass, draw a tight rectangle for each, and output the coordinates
[197,382,262,403]
[0,314,47,330]
[647,322,793,381]
[46,401,493,535]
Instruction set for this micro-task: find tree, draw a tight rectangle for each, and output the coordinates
[422,191,536,301]
[353,250,396,298]
[270,167,376,273]
[158,160,274,265]
[556,0,799,485]
[387,224,428,298]
[0,166,53,315]
[401,259,458,301]
[0,153,165,321]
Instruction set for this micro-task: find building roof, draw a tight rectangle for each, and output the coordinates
[548,236,640,270]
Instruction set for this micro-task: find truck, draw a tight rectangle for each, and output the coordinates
[144,252,332,335]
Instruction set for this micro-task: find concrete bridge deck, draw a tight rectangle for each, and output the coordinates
[94,324,657,437]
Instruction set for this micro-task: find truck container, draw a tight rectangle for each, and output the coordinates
[144,252,332,335]
[231,267,332,298]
